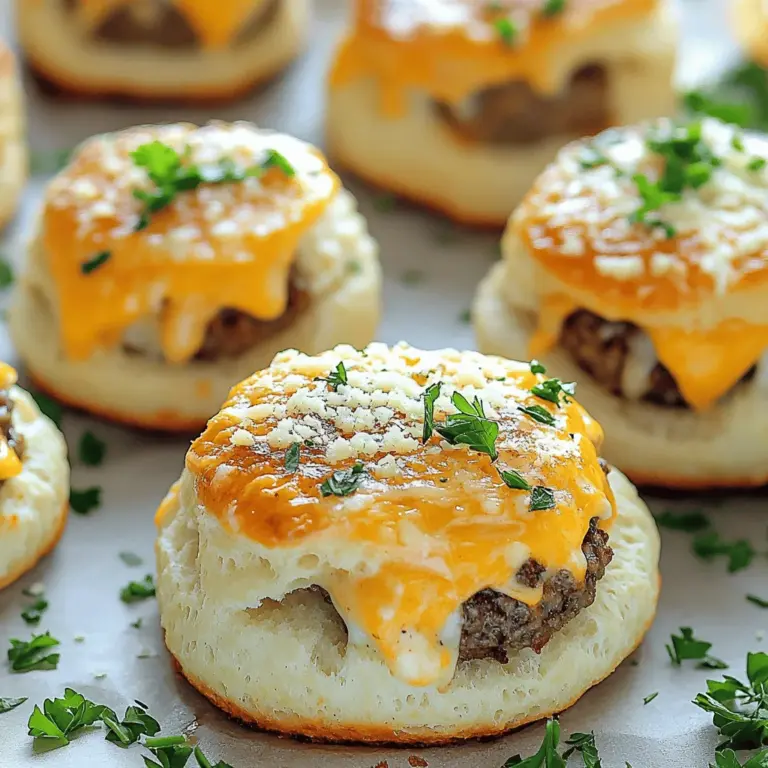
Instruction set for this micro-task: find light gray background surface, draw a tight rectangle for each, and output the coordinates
[1,1,766,766]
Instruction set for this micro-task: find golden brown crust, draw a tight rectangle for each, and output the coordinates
[28,370,205,433]
[164,590,658,746]
[0,500,68,591]
[26,55,291,106]
[628,468,768,491]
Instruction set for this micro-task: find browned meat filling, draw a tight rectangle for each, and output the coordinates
[559,309,755,409]
[459,517,612,662]
[62,0,281,48]
[0,387,24,467]
[435,64,611,146]
[194,282,310,362]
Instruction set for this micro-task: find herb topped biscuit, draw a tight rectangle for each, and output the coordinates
[327,0,677,226]
[0,364,69,590]
[475,116,768,488]
[155,342,660,743]
[10,122,381,431]
[16,0,309,103]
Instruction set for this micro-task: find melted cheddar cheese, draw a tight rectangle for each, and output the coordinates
[42,123,338,364]
[514,117,768,410]
[330,0,658,116]
[56,0,272,48]
[185,343,615,687]
[0,363,22,481]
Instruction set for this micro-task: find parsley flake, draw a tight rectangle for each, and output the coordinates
[499,468,531,491]
[748,595,768,609]
[21,594,48,625]
[503,718,565,767]
[531,378,575,407]
[119,551,143,567]
[749,157,767,172]
[643,692,659,705]
[27,688,115,747]
[436,392,499,461]
[315,362,348,391]
[562,731,602,767]
[693,531,755,573]
[666,627,727,669]
[494,17,517,46]
[654,510,710,532]
[530,486,556,512]
[711,748,768,767]
[104,700,160,747]
[541,0,566,17]
[81,251,111,275]
[320,462,366,497]
[0,257,13,288]
[530,360,547,374]
[8,632,60,672]
[422,382,442,443]
[70,486,102,515]
[0,697,27,714]
[119,575,156,603]
[285,442,301,473]
[78,430,106,466]
[519,404,556,426]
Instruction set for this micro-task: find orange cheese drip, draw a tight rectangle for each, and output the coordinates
[0,363,22,481]
[43,128,338,364]
[330,0,657,116]
[64,0,267,47]
[185,356,615,686]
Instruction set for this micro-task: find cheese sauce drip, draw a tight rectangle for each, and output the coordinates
[515,117,768,410]
[330,0,658,115]
[186,343,615,687]
[0,363,22,480]
[56,0,271,47]
[43,122,338,363]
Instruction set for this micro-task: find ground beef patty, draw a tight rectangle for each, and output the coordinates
[435,64,610,146]
[459,517,612,663]
[194,281,310,362]
[63,0,280,49]
[559,309,755,408]
[0,386,23,466]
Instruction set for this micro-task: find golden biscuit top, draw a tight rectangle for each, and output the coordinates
[515,118,768,316]
[186,343,614,686]
[43,122,338,363]
[332,0,658,111]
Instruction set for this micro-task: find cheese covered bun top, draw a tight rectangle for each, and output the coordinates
[184,342,615,688]
[512,116,768,410]
[30,0,278,49]
[43,122,338,365]
[332,0,659,115]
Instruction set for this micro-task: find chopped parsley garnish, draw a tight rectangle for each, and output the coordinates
[562,731,602,767]
[748,595,768,609]
[530,486,556,512]
[130,140,294,232]
[27,688,115,747]
[119,551,143,567]
[578,146,610,170]
[530,360,547,375]
[692,531,755,573]
[504,718,565,767]
[541,0,566,17]
[711,748,768,767]
[30,391,63,428]
[70,486,102,515]
[499,468,531,491]
[141,736,233,768]
[81,250,111,275]
[643,692,659,705]
[422,382,442,443]
[78,430,107,466]
[693,651,768,750]
[519,404,556,426]
[654,510,710,532]
[285,442,301,473]
[531,378,575,407]
[458,308,472,324]
[131,618,143,630]
[315,362,348,391]
[666,627,727,669]
[119,575,156,603]
[0,257,13,288]
[8,632,60,672]
[494,17,517,46]
[194,745,235,768]
[103,701,160,747]
[320,461,366,497]
[436,392,499,461]
[21,592,48,625]
[0,697,27,714]
[683,91,753,128]
[748,157,767,172]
